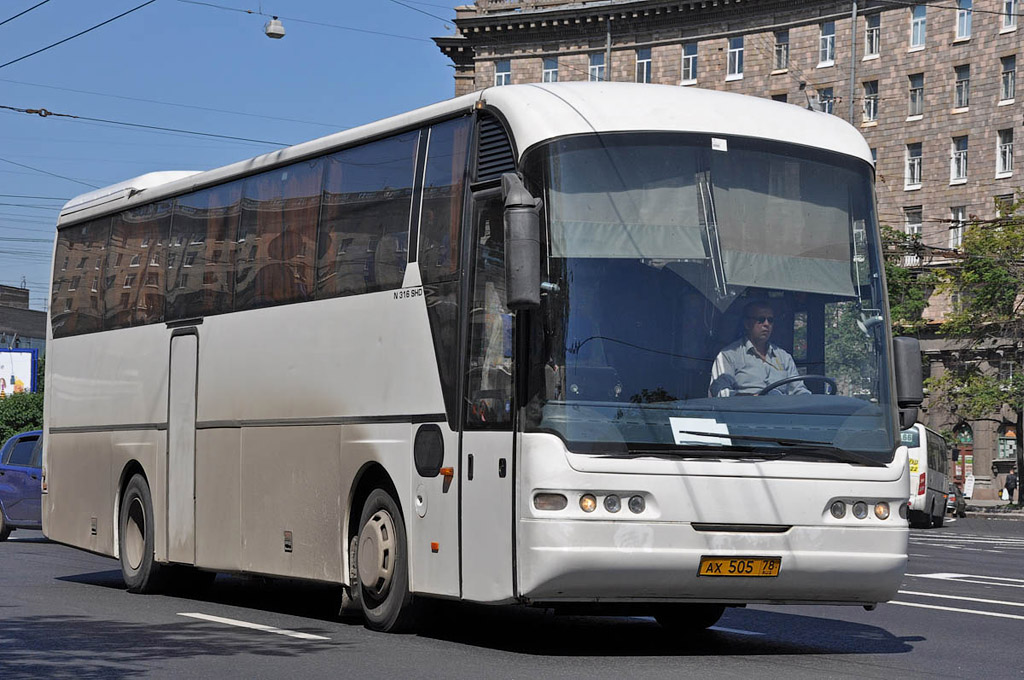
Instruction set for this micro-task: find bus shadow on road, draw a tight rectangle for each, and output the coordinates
[57,570,922,658]
[414,602,924,657]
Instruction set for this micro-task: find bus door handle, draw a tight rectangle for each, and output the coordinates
[498,458,506,478]
[467,454,474,481]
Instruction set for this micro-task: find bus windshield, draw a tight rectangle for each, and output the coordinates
[522,132,896,463]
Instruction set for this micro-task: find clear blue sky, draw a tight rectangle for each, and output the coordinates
[0,0,463,310]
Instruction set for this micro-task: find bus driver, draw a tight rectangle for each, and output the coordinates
[709,300,809,397]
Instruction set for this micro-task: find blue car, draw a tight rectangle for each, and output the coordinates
[0,430,43,540]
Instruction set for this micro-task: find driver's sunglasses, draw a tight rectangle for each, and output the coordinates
[747,315,774,324]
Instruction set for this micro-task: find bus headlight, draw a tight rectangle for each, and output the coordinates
[627,495,646,514]
[874,502,890,520]
[580,494,597,513]
[852,501,869,519]
[830,500,847,519]
[603,495,621,513]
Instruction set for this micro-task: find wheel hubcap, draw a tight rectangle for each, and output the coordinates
[125,497,146,571]
[358,509,396,599]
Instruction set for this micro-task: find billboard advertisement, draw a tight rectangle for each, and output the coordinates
[0,349,38,396]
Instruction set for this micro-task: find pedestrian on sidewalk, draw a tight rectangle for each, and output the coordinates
[1006,467,1018,505]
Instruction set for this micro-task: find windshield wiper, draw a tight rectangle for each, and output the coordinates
[672,430,886,467]
[595,445,783,461]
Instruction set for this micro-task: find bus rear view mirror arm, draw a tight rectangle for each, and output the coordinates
[893,336,924,430]
[502,172,542,311]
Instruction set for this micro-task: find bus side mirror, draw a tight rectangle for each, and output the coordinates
[502,173,542,311]
[893,336,924,430]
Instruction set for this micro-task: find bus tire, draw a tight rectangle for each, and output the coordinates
[908,510,928,529]
[931,512,944,528]
[119,474,165,593]
[356,488,415,632]
[655,603,726,632]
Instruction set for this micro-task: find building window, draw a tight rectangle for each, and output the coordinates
[771,93,788,103]
[542,57,558,83]
[871,148,878,164]
[904,206,923,265]
[589,53,605,82]
[998,426,1018,459]
[909,73,924,117]
[950,206,966,248]
[906,143,923,188]
[774,30,789,70]
[819,21,836,65]
[956,0,972,39]
[1001,55,1016,101]
[863,81,879,121]
[865,14,880,57]
[1004,0,1018,30]
[727,36,744,80]
[998,129,1014,176]
[681,43,697,84]
[818,87,834,114]
[951,136,969,182]
[997,194,1016,217]
[954,65,970,109]
[635,48,652,84]
[910,5,927,48]
[494,60,511,87]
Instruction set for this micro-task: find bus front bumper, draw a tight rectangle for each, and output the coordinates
[517,519,907,605]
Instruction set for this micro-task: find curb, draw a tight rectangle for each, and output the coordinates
[964,507,1024,520]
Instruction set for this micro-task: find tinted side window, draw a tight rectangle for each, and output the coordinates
[419,118,471,285]
[6,436,39,466]
[236,160,323,310]
[316,132,417,299]
[51,218,110,338]
[105,202,172,329]
[166,181,242,319]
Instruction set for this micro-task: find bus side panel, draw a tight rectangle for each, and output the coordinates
[195,428,242,571]
[44,432,116,555]
[407,423,460,598]
[43,430,163,561]
[239,425,343,582]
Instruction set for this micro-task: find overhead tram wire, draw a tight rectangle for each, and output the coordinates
[0,154,98,189]
[0,104,291,146]
[0,0,51,28]
[176,1,434,42]
[0,1,158,71]
[0,77,352,130]
[386,0,453,26]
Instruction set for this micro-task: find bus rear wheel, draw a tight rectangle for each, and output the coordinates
[356,488,415,632]
[119,474,165,593]
[654,603,726,632]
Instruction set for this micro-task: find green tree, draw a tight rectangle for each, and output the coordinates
[0,392,43,444]
[923,197,1024,500]
[880,225,936,332]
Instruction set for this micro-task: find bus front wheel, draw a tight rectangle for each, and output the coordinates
[356,488,416,632]
[119,474,165,593]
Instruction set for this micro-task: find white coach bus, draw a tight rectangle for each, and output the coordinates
[44,82,924,632]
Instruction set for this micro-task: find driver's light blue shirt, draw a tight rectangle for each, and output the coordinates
[709,338,809,397]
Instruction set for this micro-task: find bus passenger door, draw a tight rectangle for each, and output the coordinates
[167,329,198,565]
[460,190,516,603]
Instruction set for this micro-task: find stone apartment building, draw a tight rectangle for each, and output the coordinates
[436,0,1024,497]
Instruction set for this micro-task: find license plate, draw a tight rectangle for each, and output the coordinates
[698,556,781,577]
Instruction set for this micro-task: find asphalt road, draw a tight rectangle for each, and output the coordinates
[1,515,1021,680]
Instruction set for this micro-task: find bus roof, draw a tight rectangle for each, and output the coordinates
[59,82,872,225]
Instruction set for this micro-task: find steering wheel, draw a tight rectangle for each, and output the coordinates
[757,374,837,396]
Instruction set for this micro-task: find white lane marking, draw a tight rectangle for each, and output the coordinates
[890,601,1024,621]
[907,573,1024,589]
[898,590,1024,608]
[178,612,329,640]
[709,626,764,636]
